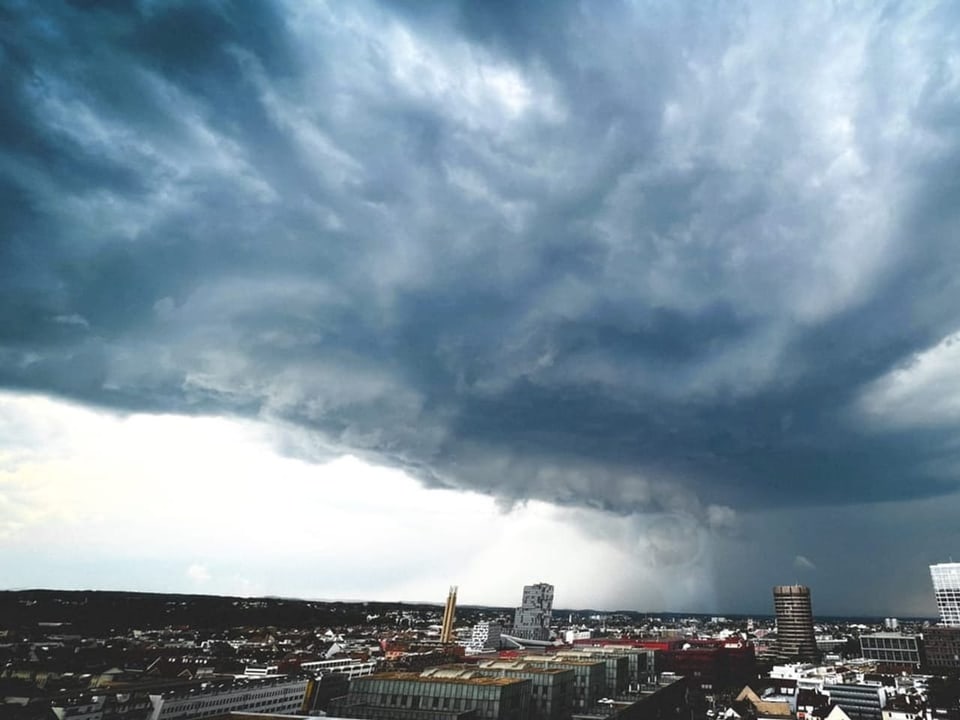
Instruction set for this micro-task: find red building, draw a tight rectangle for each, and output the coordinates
[572,638,755,692]
[660,640,755,692]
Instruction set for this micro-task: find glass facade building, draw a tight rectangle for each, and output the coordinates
[930,563,960,627]
[859,633,923,668]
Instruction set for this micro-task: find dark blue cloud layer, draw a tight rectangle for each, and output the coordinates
[3,0,960,531]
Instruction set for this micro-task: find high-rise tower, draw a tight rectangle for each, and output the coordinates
[440,586,457,644]
[930,563,960,626]
[513,582,553,641]
[773,584,817,661]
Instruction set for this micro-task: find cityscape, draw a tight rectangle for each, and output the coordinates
[4,3,960,720]
[4,565,960,720]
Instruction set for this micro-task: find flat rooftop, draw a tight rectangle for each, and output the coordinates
[358,671,523,687]
[479,661,572,675]
[519,657,604,667]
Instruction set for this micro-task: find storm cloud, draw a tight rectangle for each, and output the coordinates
[2,0,960,611]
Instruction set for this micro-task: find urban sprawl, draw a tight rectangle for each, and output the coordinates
[4,564,960,720]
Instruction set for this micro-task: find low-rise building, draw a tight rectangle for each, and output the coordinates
[555,652,629,697]
[859,635,924,673]
[331,669,530,720]
[477,662,574,720]
[922,627,960,671]
[823,683,886,720]
[147,676,310,720]
[470,625,503,653]
[517,657,605,711]
[569,674,688,720]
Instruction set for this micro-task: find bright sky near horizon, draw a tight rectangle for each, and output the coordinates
[2,0,960,616]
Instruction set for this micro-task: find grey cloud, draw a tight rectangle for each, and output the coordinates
[3,1,960,567]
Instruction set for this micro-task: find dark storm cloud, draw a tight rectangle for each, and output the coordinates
[3,0,960,527]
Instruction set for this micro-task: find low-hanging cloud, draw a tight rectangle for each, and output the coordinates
[2,0,960,546]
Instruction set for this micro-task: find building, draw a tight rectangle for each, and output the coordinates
[773,585,818,662]
[568,674,688,720]
[566,644,657,692]
[476,662,575,720]
[513,585,554,642]
[922,626,960,671]
[68,691,153,720]
[930,563,960,627]
[658,640,756,692]
[299,657,378,679]
[147,676,310,720]
[823,683,886,720]
[859,634,924,672]
[470,624,503,653]
[244,658,377,679]
[555,651,629,696]
[442,587,459,645]
[731,686,794,720]
[331,669,530,720]
[515,656,605,711]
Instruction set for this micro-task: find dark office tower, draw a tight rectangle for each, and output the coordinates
[773,585,818,661]
[513,583,554,641]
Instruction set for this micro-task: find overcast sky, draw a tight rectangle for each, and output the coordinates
[2,0,960,616]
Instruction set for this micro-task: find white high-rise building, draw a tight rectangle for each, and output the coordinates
[931,563,960,626]
[513,582,554,641]
[468,621,502,651]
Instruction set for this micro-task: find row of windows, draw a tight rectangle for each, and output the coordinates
[862,637,918,650]
[166,690,303,710]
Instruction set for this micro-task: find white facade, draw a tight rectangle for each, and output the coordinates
[469,622,502,651]
[244,658,377,680]
[148,676,309,720]
[299,657,378,679]
[564,630,593,644]
[930,563,960,626]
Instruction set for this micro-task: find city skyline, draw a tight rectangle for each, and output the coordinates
[3,1,960,616]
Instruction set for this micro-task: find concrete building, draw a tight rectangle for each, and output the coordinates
[555,651,629,697]
[476,661,575,720]
[516,656,605,711]
[332,669,529,720]
[147,676,310,720]
[470,623,503,653]
[244,658,376,679]
[299,657,379,679]
[566,645,656,692]
[442,587,458,645]
[61,691,153,720]
[823,683,886,720]
[568,674,688,720]
[859,634,923,671]
[657,640,755,692]
[922,626,960,670]
[51,695,107,720]
[773,585,818,662]
[930,563,960,627]
[514,584,554,642]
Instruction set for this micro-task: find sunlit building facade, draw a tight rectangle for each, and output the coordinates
[930,563,960,626]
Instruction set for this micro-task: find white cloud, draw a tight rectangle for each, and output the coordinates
[857,331,960,428]
[794,554,816,571]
